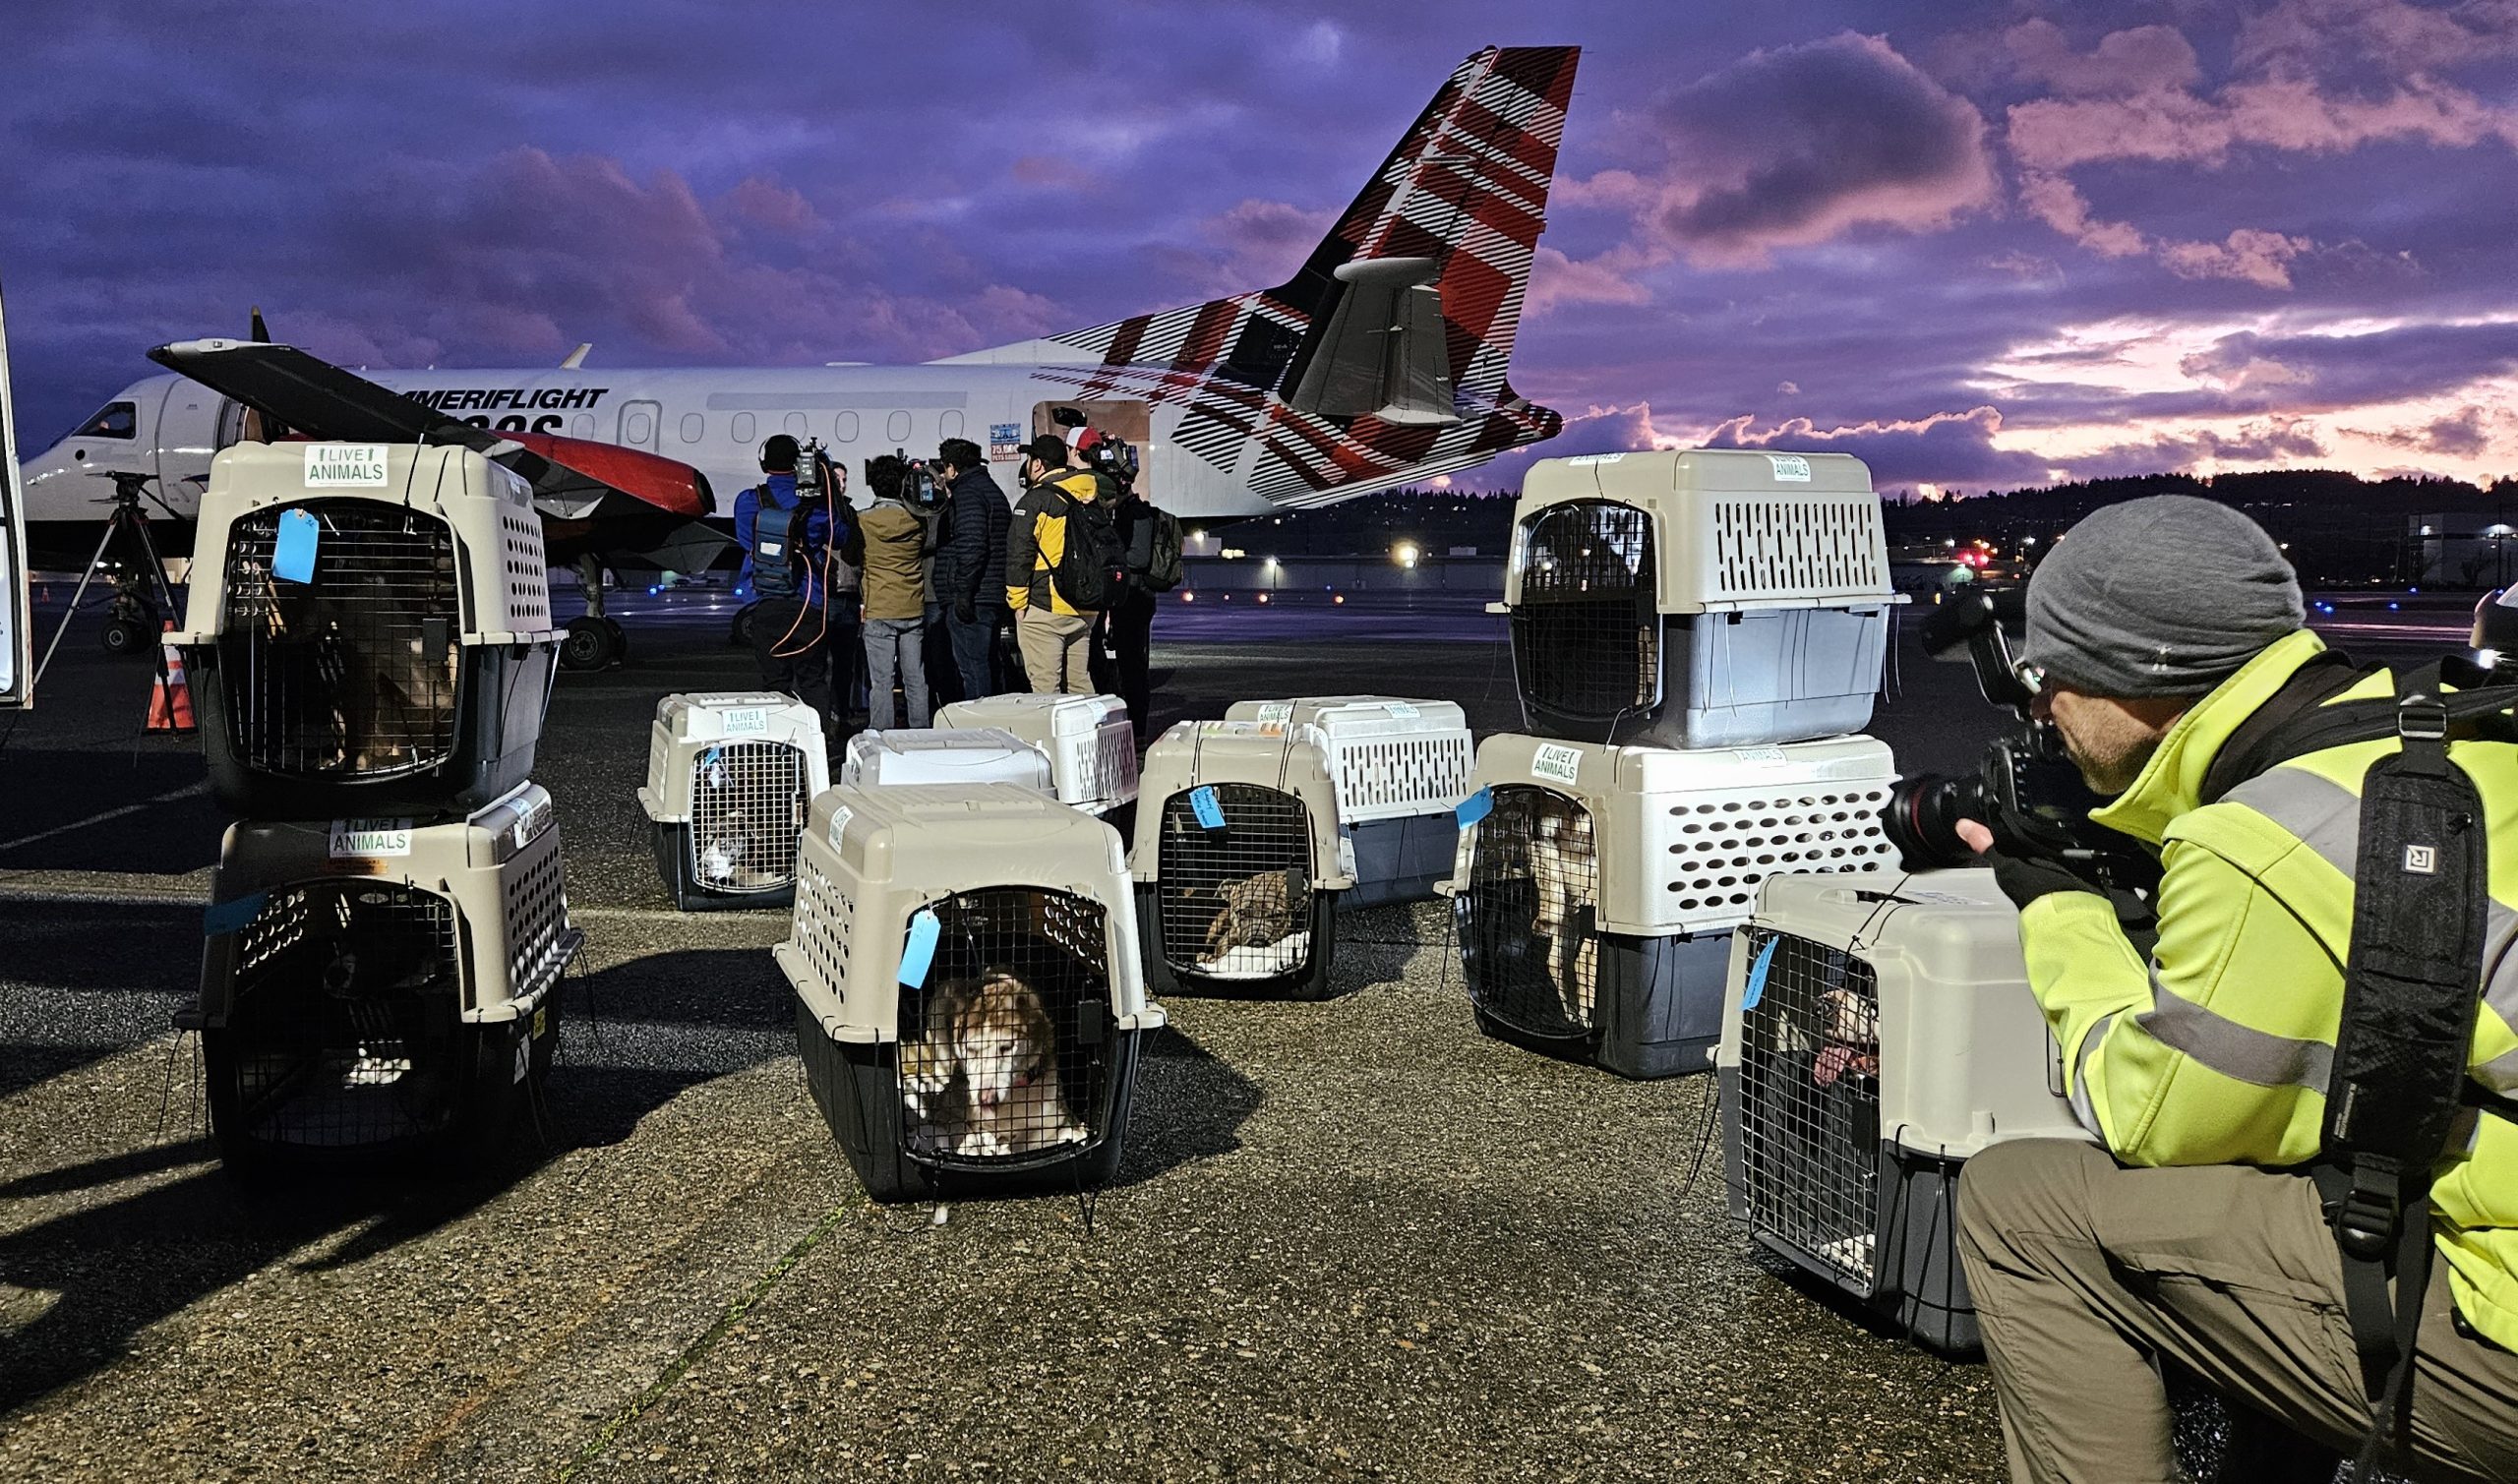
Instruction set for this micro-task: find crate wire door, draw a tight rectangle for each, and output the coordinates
[893,888,1111,1170]
[218,501,462,779]
[1736,928,1884,1295]
[1158,783,1314,979]
[1512,500,1658,725]
[688,741,809,893]
[1461,785,1601,1039]
[225,881,466,1148]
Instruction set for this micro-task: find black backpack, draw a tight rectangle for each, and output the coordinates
[1052,489,1128,611]
[1144,507,1186,592]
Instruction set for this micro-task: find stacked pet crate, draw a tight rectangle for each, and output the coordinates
[774,781,1167,1202]
[1451,448,1902,1077]
[637,692,829,910]
[174,441,577,1171]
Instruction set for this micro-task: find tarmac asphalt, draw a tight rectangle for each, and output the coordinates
[0,589,2433,1481]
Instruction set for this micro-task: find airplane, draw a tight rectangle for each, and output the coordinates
[17,43,1579,671]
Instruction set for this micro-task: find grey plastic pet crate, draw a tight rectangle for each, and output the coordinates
[636,692,829,911]
[1130,720,1354,1000]
[1716,868,2094,1353]
[838,727,1057,796]
[1498,449,1899,749]
[930,692,1138,818]
[773,782,1166,1203]
[174,442,560,819]
[1221,695,1474,909]
[188,784,580,1171]
[1446,733,1899,1079]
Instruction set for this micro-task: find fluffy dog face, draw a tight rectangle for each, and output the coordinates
[950,971,1055,1111]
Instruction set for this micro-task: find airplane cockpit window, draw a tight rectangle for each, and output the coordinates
[75,400,137,440]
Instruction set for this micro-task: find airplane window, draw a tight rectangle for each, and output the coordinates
[940,410,965,441]
[76,401,137,440]
[886,410,912,443]
[784,412,808,438]
[681,413,704,444]
[733,412,756,445]
[570,413,594,438]
[626,410,653,445]
[834,412,859,443]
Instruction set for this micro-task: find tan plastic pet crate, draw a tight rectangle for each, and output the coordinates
[175,442,560,819]
[774,782,1166,1203]
[1716,868,2094,1353]
[1221,695,1474,908]
[1130,720,1354,999]
[1447,733,1898,1078]
[636,692,830,911]
[930,691,1138,820]
[188,784,580,1172]
[1499,448,1899,749]
[839,727,1057,797]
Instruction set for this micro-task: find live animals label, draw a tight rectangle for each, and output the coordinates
[1766,453,1813,483]
[826,804,853,850]
[1731,746,1788,767]
[330,818,413,858]
[304,445,390,487]
[1254,702,1293,725]
[721,708,769,737]
[1530,743,1584,785]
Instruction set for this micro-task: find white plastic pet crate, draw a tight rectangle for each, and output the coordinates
[1716,868,2094,1353]
[1222,695,1474,908]
[188,784,579,1170]
[636,692,830,911]
[174,441,560,819]
[838,727,1057,797]
[1130,720,1354,999]
[931,692,1138,818]
[1446,733,1899,1079]
[773,782,1166,1203]
[1499,448,1900,749]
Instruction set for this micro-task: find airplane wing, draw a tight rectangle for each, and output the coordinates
[146,338,714,521]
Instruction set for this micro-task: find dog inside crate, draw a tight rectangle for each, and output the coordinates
[689,741,807,891]
[1158,783,1313,977]
[1738,930,1885,1288]
[225,882,469,1148]
[1465,787,1601,1034]
[894,888,1109,1161]
[1513,501,1660,719]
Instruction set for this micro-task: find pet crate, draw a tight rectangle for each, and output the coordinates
[772,782,1166,1203]
[636,692,830,911]
[1130,720,1354,999]
[173,441,560,819]
[1499,448,1900,749]
[188,783,580,1170]
[1221,696,1475,910]
[838,727,1057,797]
[1716,867,2094,1353]
[930,692,1138,818]
[1446,733,1900,1079]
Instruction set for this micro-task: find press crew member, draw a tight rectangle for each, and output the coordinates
[731,435,836,723]
[1091,462,1161,740]
[933,437,1012,699]
[1952,497,2518,1483]
[1004,435,1105,695]
[858,454,931,729]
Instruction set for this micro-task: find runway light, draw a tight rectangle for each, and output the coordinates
[2390,602,2402,611]
[1333,594,1345,605]
[1256,591,1270,604]
[1394,542,1420,569]
[1180,591,1195,603]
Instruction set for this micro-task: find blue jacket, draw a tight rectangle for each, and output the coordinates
[734,473,832,606]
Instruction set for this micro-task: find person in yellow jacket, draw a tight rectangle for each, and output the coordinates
[1003,434,1108,694]
[1952,496,2518,1483]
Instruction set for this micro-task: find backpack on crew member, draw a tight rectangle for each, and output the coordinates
[1052,490,1129,612]
[1143,507,1186,592]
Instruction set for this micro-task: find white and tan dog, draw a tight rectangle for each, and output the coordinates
[903,969,1086,1158]
[1526,800,1598,1022]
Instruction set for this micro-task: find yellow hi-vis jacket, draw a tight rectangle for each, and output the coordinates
[2024,627,2518,1347]
[1005,470,1107,617]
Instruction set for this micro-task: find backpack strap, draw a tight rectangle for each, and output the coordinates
[2201,650,2518,804]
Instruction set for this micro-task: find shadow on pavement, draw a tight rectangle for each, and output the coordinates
[1116,1024,1263,1188]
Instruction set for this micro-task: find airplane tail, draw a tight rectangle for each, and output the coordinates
[1041,45,1580,503]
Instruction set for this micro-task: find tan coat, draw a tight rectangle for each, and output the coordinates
[859,501,929,622]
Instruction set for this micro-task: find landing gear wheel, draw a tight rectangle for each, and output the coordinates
[561,616,619,671]
[601,616,630,662]
[731,602,759,649]
[100,618,152,657]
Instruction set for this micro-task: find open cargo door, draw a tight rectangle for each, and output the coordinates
[0,276,29,709]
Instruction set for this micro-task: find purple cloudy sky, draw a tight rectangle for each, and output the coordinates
[5,0,2515,494]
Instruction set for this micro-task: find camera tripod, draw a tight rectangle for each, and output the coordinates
[30,469,186,691]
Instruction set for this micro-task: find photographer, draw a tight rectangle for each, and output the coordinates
[730,434,835,724]
[933,438,1012,700]
[1948,498,2518,1482]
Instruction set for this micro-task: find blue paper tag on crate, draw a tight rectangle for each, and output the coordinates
[898,909,940,987]
[1739,936,1778,1013]
[1454,787,1493,827]
[202,891,270,938]
[1189,786,1225,830]
[271,508,321,583]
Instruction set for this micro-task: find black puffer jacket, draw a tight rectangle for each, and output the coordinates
[935,465,1013,611]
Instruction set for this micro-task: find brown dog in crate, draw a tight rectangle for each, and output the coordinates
[900,969,1087,1158]
[1527,797,1600,1022]
[1189,868,1308,971]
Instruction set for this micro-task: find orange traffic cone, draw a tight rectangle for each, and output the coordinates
[146,621,197,734]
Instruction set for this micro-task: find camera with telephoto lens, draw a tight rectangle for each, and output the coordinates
[1880,587,2162,895]
[1086,436,1139,485]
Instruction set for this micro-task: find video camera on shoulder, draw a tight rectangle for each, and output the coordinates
[1882,588,2162,894]
[1086,436,1140,485]
[890,447,940,509]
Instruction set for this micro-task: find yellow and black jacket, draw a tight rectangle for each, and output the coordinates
[1005,469,1109,616]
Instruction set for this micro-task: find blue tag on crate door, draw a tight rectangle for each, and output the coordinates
[1738,936,1778,1014]
[271,508,321,583]
[1189,786,1225,830]
[897,909,941,987]
[1455,787,1493,827]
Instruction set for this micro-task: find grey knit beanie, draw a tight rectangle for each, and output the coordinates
[2022,496,2304,698]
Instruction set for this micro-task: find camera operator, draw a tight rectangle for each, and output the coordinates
[932,438,1012,700]
[1947,497,2518,1482]
[731,434,836,726]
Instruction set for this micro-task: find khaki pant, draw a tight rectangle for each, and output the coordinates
[1958,1139,2518,1484]
[1016,608,1094,694]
